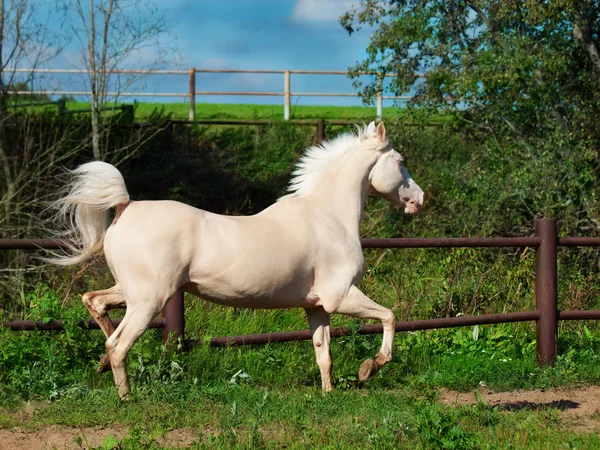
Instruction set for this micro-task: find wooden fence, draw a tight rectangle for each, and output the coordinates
[9,68,422,120]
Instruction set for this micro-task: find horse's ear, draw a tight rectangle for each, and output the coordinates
[367,121,376,136]
[376,122,387,143]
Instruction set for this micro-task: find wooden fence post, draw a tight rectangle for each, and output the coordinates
[57,99,66,117]
[316,119,325,145]
[535,218,558,367]
[284,70,291,120]
[188,67,196,121]
[162,290,185,344]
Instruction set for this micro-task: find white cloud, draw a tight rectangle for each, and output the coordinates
[291,0,357,23]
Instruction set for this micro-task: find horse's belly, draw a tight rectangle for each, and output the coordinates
[182,281,320,309]
[184,258,317,309]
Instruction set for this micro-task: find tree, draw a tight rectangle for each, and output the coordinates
[0,0,63,227]
[60,0,176,160]
[0,1,72,306]
[341,1,600,142]
[0,0,62,107]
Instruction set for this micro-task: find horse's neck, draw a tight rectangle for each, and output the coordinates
[309,150,374,238]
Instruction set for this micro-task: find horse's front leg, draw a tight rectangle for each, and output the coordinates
[305,306,332,392]
[323,285,395,381]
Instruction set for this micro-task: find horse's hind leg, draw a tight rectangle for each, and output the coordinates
[305,307,332,392]
[323,285,395,382]
[105,287,172,399]
[82,285,127,373]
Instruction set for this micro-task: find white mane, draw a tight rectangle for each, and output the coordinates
[281,124,376,199]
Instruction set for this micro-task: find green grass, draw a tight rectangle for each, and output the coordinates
[3,285,600,448]
[25,100,452,121]
[5,382,600,449]
[140,102,408,121]
[2,315,600,448]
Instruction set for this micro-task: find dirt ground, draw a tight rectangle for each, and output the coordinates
[439,385,600,433]
[0,425,200,449]
[2,386,600,449]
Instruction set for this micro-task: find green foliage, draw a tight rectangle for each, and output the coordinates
[124,122,314,214]
[342,1,600,147]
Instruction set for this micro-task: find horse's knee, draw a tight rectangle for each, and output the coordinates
[382,308,396,326]
[105,335,118,354]
[107,347,127,371]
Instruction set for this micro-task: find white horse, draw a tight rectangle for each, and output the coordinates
[47,121,424,399]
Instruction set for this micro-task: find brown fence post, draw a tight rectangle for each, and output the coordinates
[162,290,185,344]
[188,67,196,121]
[57,98,66,117]
[316,119,325,145]
[535,218,558,367]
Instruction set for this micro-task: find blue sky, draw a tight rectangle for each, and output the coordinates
[30,0,393,109]
[163,0,373,106]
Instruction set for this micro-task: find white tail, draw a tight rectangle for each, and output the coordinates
[45,161,129,266]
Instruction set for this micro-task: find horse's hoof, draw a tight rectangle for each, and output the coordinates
[96,353,112,373]
[358,358,380,381]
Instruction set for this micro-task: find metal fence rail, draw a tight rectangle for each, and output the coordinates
[3,218,600,369]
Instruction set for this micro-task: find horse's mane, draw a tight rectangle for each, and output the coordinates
[279,124,375,200]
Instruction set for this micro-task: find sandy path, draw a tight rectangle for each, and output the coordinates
[439,385,600,433]
[0,426,199,449]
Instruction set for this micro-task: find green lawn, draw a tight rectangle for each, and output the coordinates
[2,319,600,449]
[55,101,446,121]
[3,285,600,449]
[15,99,454,122]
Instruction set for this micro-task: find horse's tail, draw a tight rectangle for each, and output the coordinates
[44,161,130,266]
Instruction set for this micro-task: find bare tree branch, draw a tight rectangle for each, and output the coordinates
[62,0,175,160]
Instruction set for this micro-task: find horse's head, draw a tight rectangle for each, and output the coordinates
[366,121,424,214]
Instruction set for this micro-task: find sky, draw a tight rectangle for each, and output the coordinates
[25,0,396,111]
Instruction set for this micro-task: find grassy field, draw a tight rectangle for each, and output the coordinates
[3,301,600,449]
[47,101,441,121]
[18,99,456,122]
[144,102,410,121]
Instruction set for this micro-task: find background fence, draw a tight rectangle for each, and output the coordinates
[9,68,421,120]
